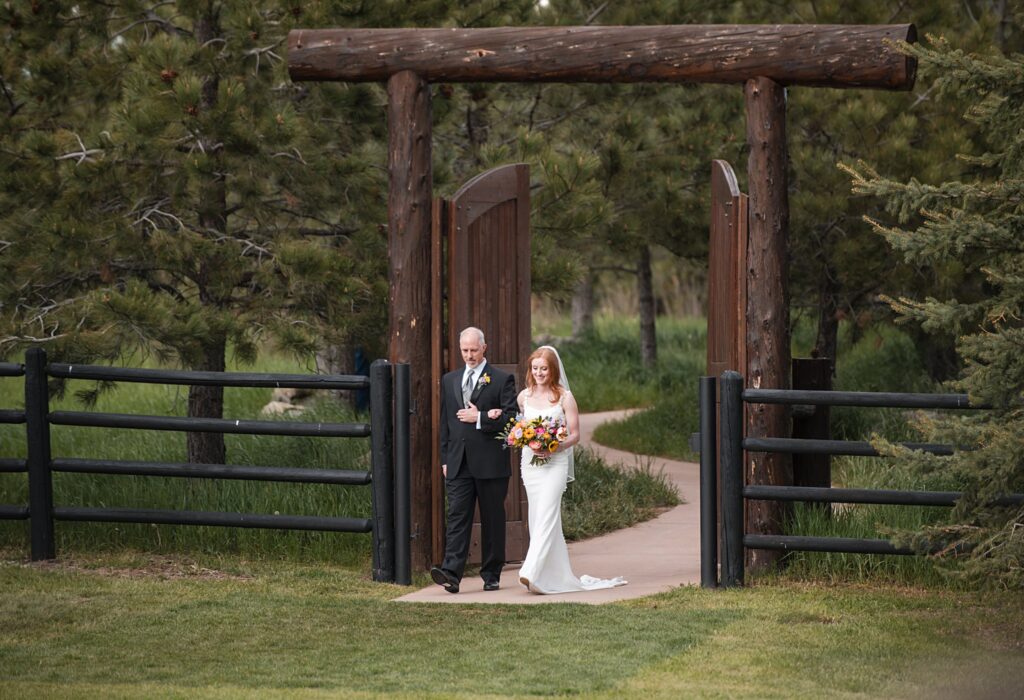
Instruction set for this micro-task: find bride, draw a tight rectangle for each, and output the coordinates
[509,345,626,594]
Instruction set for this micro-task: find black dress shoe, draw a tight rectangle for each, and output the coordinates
[430,566,459,594]
[483,581,500,591]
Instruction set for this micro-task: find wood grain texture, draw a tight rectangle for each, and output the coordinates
[744,77,792,573]
[443,163,532,564]
[289,24,916,89]
[387,71,433,569]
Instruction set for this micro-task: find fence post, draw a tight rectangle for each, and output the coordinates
[792,357,832,513]
[369,359,395,583]
[25,347,55,560]
[393,363,412,585]
[720,370,744,587]
[699,376,718,588]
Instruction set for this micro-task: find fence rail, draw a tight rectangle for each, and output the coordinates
[0,348,411,584]
[698,371,1024,589]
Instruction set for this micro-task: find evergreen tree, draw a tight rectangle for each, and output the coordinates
[843,35,1024,587]
[729,0,1011,379]
[0,1,435,463]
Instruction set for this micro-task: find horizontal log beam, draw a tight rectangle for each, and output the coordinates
[288,24,916,90]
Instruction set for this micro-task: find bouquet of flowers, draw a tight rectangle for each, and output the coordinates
[497,414,568,466]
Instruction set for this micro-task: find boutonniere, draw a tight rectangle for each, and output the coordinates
[479,373,491,387]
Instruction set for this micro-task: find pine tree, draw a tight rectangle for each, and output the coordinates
[843,36,1024,587]
[0,2,404,463]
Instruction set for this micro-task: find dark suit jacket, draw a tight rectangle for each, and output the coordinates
[440,362,518,480]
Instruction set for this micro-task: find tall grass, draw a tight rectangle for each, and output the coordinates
[781,453,964,586]
[558,315,705,461]
[556,314,706,411]
[0,346,679,561]
[0,355,374,563]
[563,447,680,540]
[556,315,969,585]
[831,324,936,441]
[781,325,962,585]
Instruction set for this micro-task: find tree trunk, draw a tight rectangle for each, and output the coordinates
[571,268,595,339]
[638,245,657,368]
[187,8,227,466]
[316,342,358,408]
[813,259,840,374]
[465,86,490,169]
[187,337,227,465]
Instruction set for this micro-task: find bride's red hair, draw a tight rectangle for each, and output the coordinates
[525,347,563,403]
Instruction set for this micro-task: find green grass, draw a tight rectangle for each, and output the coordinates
[0,358,375,562]
[557,315,706,411]
[593,392,699,462]
[0,347,679,561]
[781,453,967,586]
[563,447,680,541]
[562,315,705,461]
[1,550,1021,698]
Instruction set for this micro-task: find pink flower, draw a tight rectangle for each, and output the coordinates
[528,440,542,451]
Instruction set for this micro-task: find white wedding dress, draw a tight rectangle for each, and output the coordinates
[517,398,627,594]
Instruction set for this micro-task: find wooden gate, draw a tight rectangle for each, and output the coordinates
[431,163,531,565]
[707,159,748,382]
[706,159,748,553]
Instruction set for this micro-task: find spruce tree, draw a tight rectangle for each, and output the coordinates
[843,37,1024,587]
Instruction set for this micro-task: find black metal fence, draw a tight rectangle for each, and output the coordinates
[698,370,1024,589]
[0,347,411,584]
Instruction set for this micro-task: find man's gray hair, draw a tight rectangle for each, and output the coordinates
[459,326,486,345]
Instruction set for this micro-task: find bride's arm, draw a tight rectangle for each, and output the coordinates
[560,392,581,451]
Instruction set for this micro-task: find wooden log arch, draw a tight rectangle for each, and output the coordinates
[287,24,917,572]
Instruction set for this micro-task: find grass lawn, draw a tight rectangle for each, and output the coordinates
[2,550,1022,699]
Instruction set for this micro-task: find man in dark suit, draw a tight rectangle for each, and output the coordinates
[432,326,518,593]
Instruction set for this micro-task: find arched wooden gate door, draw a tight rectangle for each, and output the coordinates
[707,159,748,383]
[431,163,531,565]
[706,159,748,555]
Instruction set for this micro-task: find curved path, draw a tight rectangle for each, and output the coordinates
[395,409,702,604]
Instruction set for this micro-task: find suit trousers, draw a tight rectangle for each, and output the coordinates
[442,464,508,582]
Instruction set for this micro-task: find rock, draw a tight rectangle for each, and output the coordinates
[270,387,315,403]
[260,400,306,417]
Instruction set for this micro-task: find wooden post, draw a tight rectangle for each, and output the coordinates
[744,77,792,573]
[387,70,433,570]
[369,359,395,583]
[25,347,55,561]
[792,357,832,512]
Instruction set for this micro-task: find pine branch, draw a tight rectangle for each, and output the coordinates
[0,74,22,117]
[132,199,187,231]
[54,133,103,165]
[111,2,189,39]
[245,41,285,74]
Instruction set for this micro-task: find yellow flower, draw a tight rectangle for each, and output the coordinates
[523,427,536,439]
[547,440,559,453]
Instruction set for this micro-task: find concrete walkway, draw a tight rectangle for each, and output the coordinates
[395,409,702,605]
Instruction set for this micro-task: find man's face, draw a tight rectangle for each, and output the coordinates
[460,335,486,369]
